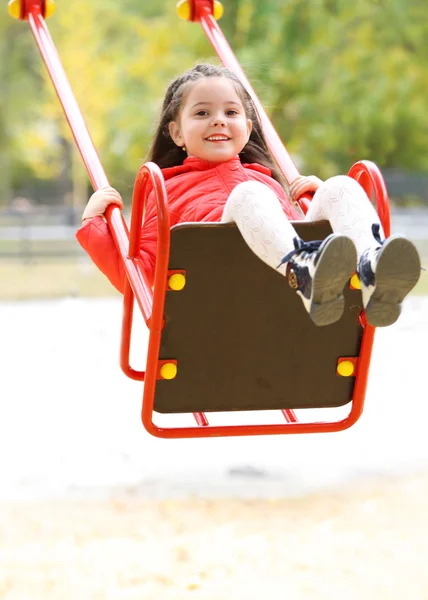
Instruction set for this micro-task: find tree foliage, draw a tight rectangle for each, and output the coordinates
[1,0,427,205]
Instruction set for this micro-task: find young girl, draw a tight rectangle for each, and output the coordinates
[77,63,421,327]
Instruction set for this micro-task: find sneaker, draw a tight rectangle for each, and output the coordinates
[278,233,357,327]
[358,234,421,327]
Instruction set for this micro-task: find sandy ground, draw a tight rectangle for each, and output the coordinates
[1,295,427,599]
[1,473,428,599]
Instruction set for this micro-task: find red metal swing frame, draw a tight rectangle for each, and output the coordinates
[17,0,391,438]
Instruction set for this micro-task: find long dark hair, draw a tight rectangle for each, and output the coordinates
[147,63,284,186]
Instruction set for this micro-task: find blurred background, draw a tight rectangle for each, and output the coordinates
[1,2,428,598]
[1,0,427,300]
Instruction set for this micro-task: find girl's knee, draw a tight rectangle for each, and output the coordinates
[230,180,278,203]
[322,175,365,196]
[222,181,281,223]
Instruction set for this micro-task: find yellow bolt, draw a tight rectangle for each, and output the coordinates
[337,360,355,377]
[168,273,186,291]
[176,0,223,21]
[350,273,361,289]
[160,362,177,380]
[213,1,224,20]
[176,0,191,20]
[8,0,21,19]
[8,0,55,19]
[45,0,56,18]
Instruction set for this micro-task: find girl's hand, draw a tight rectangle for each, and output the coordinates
[289,175,324,201]
[82,186,124,222]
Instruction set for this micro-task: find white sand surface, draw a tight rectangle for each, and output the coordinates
[0,297,427,598]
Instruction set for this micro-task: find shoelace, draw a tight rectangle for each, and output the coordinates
[372,223,384,246]
[277,238,323,268]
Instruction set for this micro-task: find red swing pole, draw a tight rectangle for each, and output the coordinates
[12,4,154,309]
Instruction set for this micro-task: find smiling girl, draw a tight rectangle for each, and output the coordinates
[77,64,420,327]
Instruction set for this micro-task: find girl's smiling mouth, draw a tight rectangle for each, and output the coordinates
[205,135,231,141]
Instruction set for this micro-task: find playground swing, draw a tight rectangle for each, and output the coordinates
[10,0,391,439]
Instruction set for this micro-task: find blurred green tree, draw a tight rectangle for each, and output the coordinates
[1,0,427,206]
[0,13,47,203]
[239,0,428,177]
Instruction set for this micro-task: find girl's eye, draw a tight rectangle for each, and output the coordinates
[194,109,239,116]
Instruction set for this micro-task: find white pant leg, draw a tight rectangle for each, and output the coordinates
[305,175,385,258]
[221,181,298,275]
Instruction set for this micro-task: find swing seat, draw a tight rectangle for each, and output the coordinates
[117,160,387,439]
[16,0,389,439]
[156,220,363,414]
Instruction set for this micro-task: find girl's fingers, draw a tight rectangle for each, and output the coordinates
[103,194,123,203]
[295,182,312,196]
[290,183,308,199]
[103,194,121,202]
[289,177,305,196]
[99,186,119,194]
[105,198,124,209]
[290,176,323,198]
[87,188,123,215]
[90,192,122,204]
[97,187,122,199]
[97,193,123,204]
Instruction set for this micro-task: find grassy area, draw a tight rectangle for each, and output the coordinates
[0,259,119,301]
[1,238,78,256]
[0,258,426,302]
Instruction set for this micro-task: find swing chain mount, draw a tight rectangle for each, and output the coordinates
[8,0,55,20]
[176,0,223,22]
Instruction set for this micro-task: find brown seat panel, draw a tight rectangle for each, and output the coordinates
[154,221,364,413]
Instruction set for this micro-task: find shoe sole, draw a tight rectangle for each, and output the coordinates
[364,236,421,327]
[309,235,357,327]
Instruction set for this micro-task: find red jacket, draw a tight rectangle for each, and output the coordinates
[76,155,301,293]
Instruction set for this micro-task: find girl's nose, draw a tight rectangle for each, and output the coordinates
[210,115,227,127]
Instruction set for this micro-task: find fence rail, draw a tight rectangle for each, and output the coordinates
[1,207,427,262]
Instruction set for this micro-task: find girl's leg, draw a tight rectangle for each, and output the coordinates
[305,175,385,256]
[306,175,421,326]
[221,181,300,275]
[221,181,356,326]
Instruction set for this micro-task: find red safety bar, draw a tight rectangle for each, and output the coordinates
[17,0,390,437]
[127,162,381,439]
[348,161,391,237]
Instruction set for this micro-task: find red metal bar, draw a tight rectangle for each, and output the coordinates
[197,8,298,182]
[26,10,134,278]
[27,12,107,190]
[143,400,367,438]
[194,413,210,426]
[282,409,298,423]
[120,282,145,381]
[26,7,154,374]
[348,161,391,237]
[125,163,210,426]
[17,1,50,23]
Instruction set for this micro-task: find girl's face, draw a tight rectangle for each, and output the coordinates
[168,77,252,163]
